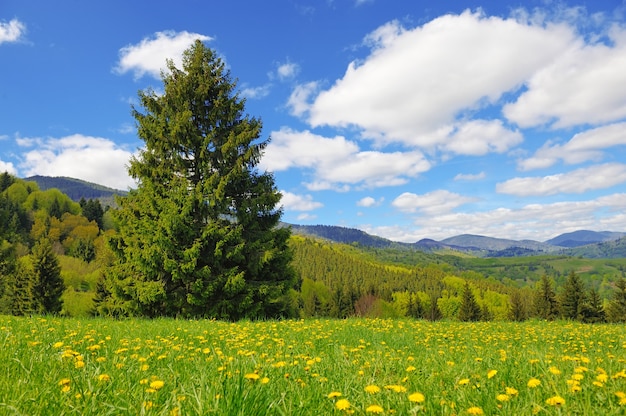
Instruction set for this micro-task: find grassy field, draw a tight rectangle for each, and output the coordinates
[1,317,625,415]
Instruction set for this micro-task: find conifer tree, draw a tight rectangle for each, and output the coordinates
[31,238,64,314]
[102,40,296,319]
[560,271,586,320]
[508,290,527,321]
[458,282,481,322]
[606,278,626,323]
[534,274,559,320]
[579,287,605,323]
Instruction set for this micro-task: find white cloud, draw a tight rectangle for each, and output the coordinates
[287,82,318,117]
[357,196,384,207]
[306,10,574,147]
[0,160,17,175]
[392,190,475,215]
[241,84,271,99]
[503,25,626,128]
[443,119,523,156]
[369,193,626,242]
[454,172,486,181]
[0,18,26,44]
[276,61,300,80]
[261,128,430,189]
[280,191,323,211]
[115,31,211,79]
[496,163,626,196]
[518,122,626,170]
[17,134,136,190]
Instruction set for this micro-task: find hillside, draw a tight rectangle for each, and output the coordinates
[24,175,127,206]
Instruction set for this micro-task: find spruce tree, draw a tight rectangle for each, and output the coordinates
[508,290,527,321]
[534,274,558,320]
[579,287,605,323]
[103,40,296,319]
[606,278,626,323]
[560,271,586,320]
[458,282,481,322]
[31,238,64,314]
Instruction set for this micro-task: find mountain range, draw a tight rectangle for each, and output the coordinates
[24,175,626,258]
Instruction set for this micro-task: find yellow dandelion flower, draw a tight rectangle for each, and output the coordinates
[96,357,106,363]
[244,373,260,381]
[596,373,609,383]
[53,342,64,348]
[58,378,71,387]
[74,360,85,369]
[505,387,519,396]
[458,378,470,386]
[143,401,153,410]
[487,370,497,379]
[328,391,342,399]
[149,380,164,390]
[592,381,604,387]
[97,374,110,382]
[408,392,425,403]
[572,373,584,381]
[335,399,351,411]
[549,366,561,375]
[527,378,541,388]
[467,406,484,415]
[366,404,384,414]
[570,384,582,393]
[615,391,625,399]
[406,365,417,372]
[261,377,270,384]
[385,385,407,393]
[365,385,381,394]
[545,395,565,406]
[496,394,510,402]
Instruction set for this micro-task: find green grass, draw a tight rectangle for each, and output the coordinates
[1,316,625,415]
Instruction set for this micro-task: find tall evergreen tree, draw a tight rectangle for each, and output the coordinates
[103,40,296,319]
[508,290,527,322]
[560,271,586,320]
[458,282,481,322]
[31,238,64,314]
[534,274,559,320]
[606,278,626,323]
[579,287,605,323]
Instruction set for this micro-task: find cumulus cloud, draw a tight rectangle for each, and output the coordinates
[287,82,319,117]
[241,84,271,99]
[275,61,300,81]
[454,172,486,181]
[503,25,626,128]
[115,31,211,79]
[17,134,136,190]
[0,160,17,175]
[496,163,626,196]
[443,119,523,156]
[357,196,382,207]
[261,128,431,190]
[0,18,26,44]
[391,190,476,215]
[280,191,323,211]
[518,122,626,170]
[368,193,626,242]
[304,10,573,147]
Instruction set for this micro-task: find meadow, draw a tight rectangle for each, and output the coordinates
[1,317,625,415]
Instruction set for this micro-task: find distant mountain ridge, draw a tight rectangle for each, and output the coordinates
[22,176,626,258]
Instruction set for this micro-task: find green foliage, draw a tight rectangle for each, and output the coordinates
[101,41,295,319]
[508,290,527,321]
[31,238,64,314]
[534,274,559,320]
[560,271,586,320]
[79,198,104,229]
[606,278,626,323]
[458,282,481,321]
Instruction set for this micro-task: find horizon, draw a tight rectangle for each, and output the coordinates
[2,0,626,242]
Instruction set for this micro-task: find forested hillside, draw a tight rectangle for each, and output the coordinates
[2,172,626,322]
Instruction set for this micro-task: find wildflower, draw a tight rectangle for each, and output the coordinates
[505,387,519,396]
[365,385,381,394]
[261,377,270,384]
[58,378,71,387]
[244,373,260,381]
[571,373,584,381]
[408,392,425,403]
[527,378,541,388]
[385,385,407,393]
[335,399,351,411]
[549,366,561,375]
[406,365,417,372]
[458,378,470,386]
[366,404,384,414]
[467,406,484,415]
[487,370,497,379]
[328,391,342,399]
[149,380,164,390]
[53,342,64,348]
[97,374,111,382]
[615,391,626,405]
[545,395,566,406]
[74,360,85,369]
[596,373,609,383]
[496,394,510,402]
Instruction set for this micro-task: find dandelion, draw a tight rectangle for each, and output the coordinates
[496,394,510,402]
[261,377,270,384]
[385,385,407,393]
[366,404,384,414]
[505,387,519,396]
[365,385,381,394]
[406,365,417,372]
[615,391,626,405]
[487,369,497,379]
[596,373,609,383]
[549,366,561,375]
[467,406,484,415]
[97,374,111,382]
[458,378,470,386]
[328,391,342,399]
[149,380,164,390]
[527,378,541,388]
[408,392,425,403]
[335,399,351,411]
[244,373,260,381]
[545,395,566,406]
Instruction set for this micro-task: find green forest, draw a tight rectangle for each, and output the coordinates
[1,171,626,322]
[2,41,626,323]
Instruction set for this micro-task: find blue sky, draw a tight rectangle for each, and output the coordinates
[2,0,626,242]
